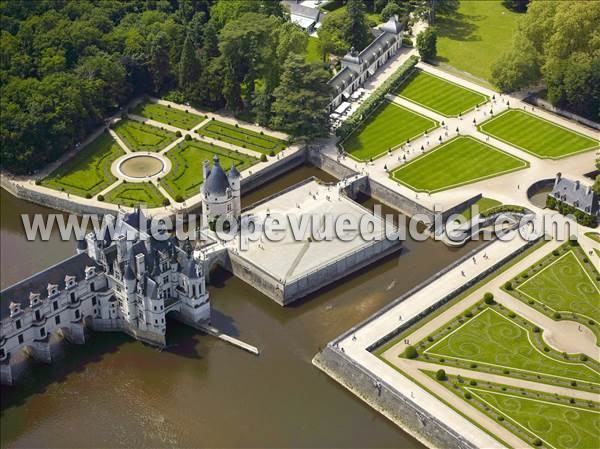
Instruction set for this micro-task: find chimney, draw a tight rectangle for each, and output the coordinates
[586,185,592,195]
[555,172,561,186]
[135,253,145,276]
[574,180,580,190]
[116,234,127,262]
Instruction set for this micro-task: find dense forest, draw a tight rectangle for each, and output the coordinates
[0,0,332,173]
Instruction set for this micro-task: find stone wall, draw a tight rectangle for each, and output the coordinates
[241,146,308,194]
[313,346,476,449]
[363,178,434,219]
[524,95,600,130]
[1,177,116,216]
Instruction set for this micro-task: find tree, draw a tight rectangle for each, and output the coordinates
[343,0,372,51]
[318,11,350,57]
[271,54,331,138]
[381,0,406,22]
[149,31,171,94]
[491,1,600,118]
[416,28,437,62]
[179,33,200,93]
[502,0,529,13]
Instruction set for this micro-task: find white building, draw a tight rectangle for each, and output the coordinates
[0,207,210,385]
[201,155,241,230]
[328,15,404,111]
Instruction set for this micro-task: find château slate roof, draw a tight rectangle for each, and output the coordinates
[0,252,99,319]
[551,176,599,216]
[203,156,231,196]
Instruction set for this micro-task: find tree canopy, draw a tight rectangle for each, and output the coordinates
[491,1,600,119]
[0,0,326,173]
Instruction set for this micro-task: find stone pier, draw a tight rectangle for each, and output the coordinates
[26,339,52,363]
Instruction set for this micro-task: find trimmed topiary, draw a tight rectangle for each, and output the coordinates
[504,281,512,291]
[435,369,447,381]
[184,134,192,141]
[175,194,184,203]
[483,292,495,305]
[404,345,418,359]
[97,194,104,202]
[260,154,267,162]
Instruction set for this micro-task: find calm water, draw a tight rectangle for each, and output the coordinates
[0,166,480,448]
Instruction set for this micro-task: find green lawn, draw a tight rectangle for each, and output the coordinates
[436,1,521,83]
[113,119,178,152]
[585,232,600,244]
[396,70,488,116]
[479,109,599,159]
[41,132,124,197]
[506,243,600,333]
[425,308,600,384]
[391,136,528,193]
[458,197,501,220]
[305,37,322,63]
[132,102,204,130]
[104,182,165,208]
[433,373,600,449]
[162,140,257,200]
[341,101,438,161]
[197,120,286,154]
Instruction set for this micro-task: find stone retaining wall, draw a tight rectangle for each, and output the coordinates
[313,346,476,449]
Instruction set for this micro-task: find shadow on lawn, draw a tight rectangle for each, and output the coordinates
[437,11,483,42]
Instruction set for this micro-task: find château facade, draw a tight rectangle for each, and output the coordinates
[0,207,210,385]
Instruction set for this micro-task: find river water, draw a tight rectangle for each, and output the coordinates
[0,165,480,448]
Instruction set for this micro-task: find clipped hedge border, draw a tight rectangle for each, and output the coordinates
[335,55,419,140]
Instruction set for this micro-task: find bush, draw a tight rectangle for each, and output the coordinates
[269,150,275,157]
[435,369,447,381]
[97,194,104,202]
[175,194,184,203]
[533,326,540,333]
[464,392,472,400]
[469,380,477,386]
[260,154,267,162]
[175,130,182,137]
[553,312,561,319]
[581,354,588,361]
[404,345,418,359]
[184,134,192,141]
[85,193,91,199]
[162,198,170,207]
[483,293,495,305]
[35,179,42,185]
[533,438,542,447]
[504,281,512,291]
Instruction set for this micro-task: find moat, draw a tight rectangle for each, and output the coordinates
[0,165,482,448]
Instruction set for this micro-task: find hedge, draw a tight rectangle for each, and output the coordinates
[335,55,419,140]
[546,196,596,227]
[480,204,526,218]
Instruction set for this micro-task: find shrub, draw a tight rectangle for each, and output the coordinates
[175,194,184,203]
[483,293,495,305]
[260,154,267,162]
[504,281,512,290]
[552,250,560,256]
[404,345,418,359]
[175,130,182,137]
[162,198,170,207]
[85,193,92,199]
[533,438,542,447]
[97,194,104,202]
[553,312,561,319]
[464,311,473,318]
[581,354,588,361]
[533,326,540,333]
[269,150,275,157]
[35,179,41,185]
[435,369,447,381]
[184,134,192,141]
[508,312,516,318]
[464,392,472,400]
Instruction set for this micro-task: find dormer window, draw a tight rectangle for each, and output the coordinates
[65,275,76,289]
[29,292,41,307]
[47,284,59,297]
[85,266,96,280]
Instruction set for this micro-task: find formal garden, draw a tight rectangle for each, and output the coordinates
[402,300,600,392]
[132,101,205,130]
[390,136,528,193]
[162,139,257,201]
[112,119,178,152]
[196,119,286,155]
[503,241,600,342]
[41,132,124,198]
[478,109,599,159]
[395,70,488,117]
[340,101,438,161]
[430,372,599,449]
[103,181,166,208]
